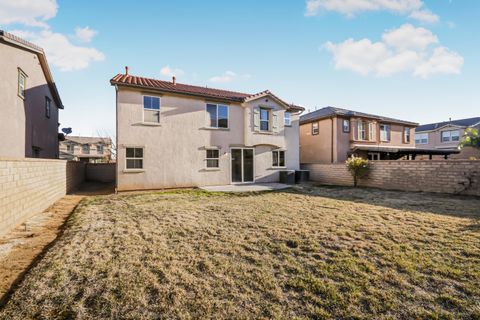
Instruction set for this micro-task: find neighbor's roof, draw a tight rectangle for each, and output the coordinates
[110,73,304,112]
[0,30,63,109]
[416,117,480,132]
[300,106,418,126]
[65,136,112,145]
[351,145,460,155]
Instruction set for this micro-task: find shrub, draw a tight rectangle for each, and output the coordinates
[346,156,370,187]
[459,128,480,149]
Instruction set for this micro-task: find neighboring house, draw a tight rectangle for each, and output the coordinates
[300,107,425,163]
[59,136,113,163]
[415,117,480,159]
[0,30,63,159]
[110,70,304,191]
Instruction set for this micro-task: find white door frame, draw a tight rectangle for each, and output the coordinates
[230,147,255,184]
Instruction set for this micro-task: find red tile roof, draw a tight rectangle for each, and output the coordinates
[110,73,304,112]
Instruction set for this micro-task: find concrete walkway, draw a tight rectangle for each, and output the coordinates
[200,183,291,193]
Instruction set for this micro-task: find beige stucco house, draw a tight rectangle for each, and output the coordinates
[60,136,113,163]
[110,70,304,191]
[0,30,63,159]
[415,117,480,159]
[300,107,423,163]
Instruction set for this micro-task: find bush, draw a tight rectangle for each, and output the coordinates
[346,156,370,187]
[459,128,479,149]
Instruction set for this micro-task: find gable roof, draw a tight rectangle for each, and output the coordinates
[110,73,304,112]
[300,106,418,126]
[0,30,63,109]
[65,136,112,145]
[416,117,480,132]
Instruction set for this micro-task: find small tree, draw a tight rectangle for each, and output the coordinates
[346,156,370,187]
[459,128,480,149]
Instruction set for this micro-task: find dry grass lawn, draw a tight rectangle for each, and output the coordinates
[1,185,479,319]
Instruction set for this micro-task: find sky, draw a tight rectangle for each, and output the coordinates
[0,0,479,137]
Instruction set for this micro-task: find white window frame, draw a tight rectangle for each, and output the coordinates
[97,144,104,154]
[368,153,380,160]
[368,122,376,141]
[205,148,220,168]
[284,112,291,126]
[357,121,366,141]
[272,150,286,168]
[125,147,144,170]
[415,133,428,144]
[82,144,90,154]
[18,68,27,99]
[404,127,411,143]
[380,124,390,142]
[259,107,270,132]
[206,103,229,129]
[312,122,319,135]
[143,95,161,124]
[343,119,350,133]
[441,131,451,142]
[67,143,75,153]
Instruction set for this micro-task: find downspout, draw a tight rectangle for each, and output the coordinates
[115,84,119,194]
[331,117,334,163]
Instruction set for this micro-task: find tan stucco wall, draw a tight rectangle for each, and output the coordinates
[416,124,479,151]
[299,118,333,164]
[0,41,59,159]
[116,88,300,190]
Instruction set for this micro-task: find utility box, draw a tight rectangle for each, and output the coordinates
[279,170,296,184]
[295,170,310,183]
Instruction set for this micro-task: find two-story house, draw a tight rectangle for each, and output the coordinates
[300,107,421,163]
[59,136,112,163]
[110,70,303,191]
[0,30,63,159]
[415,117,480,159]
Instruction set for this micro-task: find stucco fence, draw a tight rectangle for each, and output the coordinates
[301,160,480,197]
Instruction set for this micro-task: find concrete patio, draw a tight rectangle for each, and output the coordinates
[200,183,291,193]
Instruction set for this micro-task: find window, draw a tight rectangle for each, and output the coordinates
[380,124,390,142]
[368,153,380,160]
[368,122,376,141]
[404,127,411,143]
[312,122,319,135]
[143,96,160,123]
[205,149,219,168]
[441,130,460,142]
[284,112,291,126]
[357,121,366,140]
[97,145,104,154]
[45,97,51,118]
[126,147,144,169]
[343,119,350,133]
[82,144,90,154]
[260,107,270,131]
[67,143,75,153]
[272,150,286,167]
[206,103,228,128]
[415,133,428,144]
[18,69,27,99]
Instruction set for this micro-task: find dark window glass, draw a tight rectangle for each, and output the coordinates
[144,96,160,110]
[218,105,228,128]
[279,151,285,167]
[260,108,270,131]
[272,151,279,167]
[207,104,217,127]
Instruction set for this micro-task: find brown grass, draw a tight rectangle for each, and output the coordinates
[1,185,479,319]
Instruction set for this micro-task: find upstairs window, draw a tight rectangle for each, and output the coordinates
[45,97,51,118]
[415,133,428,144]
[380,124,390,142]
[272,150,286,167]
[18,69,27,99]
[206,103,228,128]
[126,147,144,169]
[284,112,291,126]
[441,130,460,142]
[343,119,350,133]
[205,149,219,168]
[312,122,319,135]
[143,96,160,123]
[357,121,367,141]
[260,107,270,131]
[67,143,75,153]
[404,127,411,143]
[97,145,104,154]
[368,122,376,141]
[82,144,90,154]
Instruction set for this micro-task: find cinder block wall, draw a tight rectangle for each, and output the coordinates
[302,160,480,196]
[0,158,85,236]
[85,163,115,183]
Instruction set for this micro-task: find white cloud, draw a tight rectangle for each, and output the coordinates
[306,0,439,23]
[160,65,185,77]
[209,71,238,83]
[74,26,98,43]
[324,24,463,78]
[0,0,58,28]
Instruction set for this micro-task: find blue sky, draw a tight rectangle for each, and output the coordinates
[1,0,478,137]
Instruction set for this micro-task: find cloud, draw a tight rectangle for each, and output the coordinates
[209,71,237,83]
[0,0,58,28]
[74,26,98,43]
[11,30,105,71]
[306,0,439,23]
[160,65,185,77]
[324,24,463,78]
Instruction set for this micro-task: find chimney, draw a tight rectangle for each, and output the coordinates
[125,66,129,75]
[172,76,176,85]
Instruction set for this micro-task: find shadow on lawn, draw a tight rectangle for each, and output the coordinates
[284,183,480,219]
